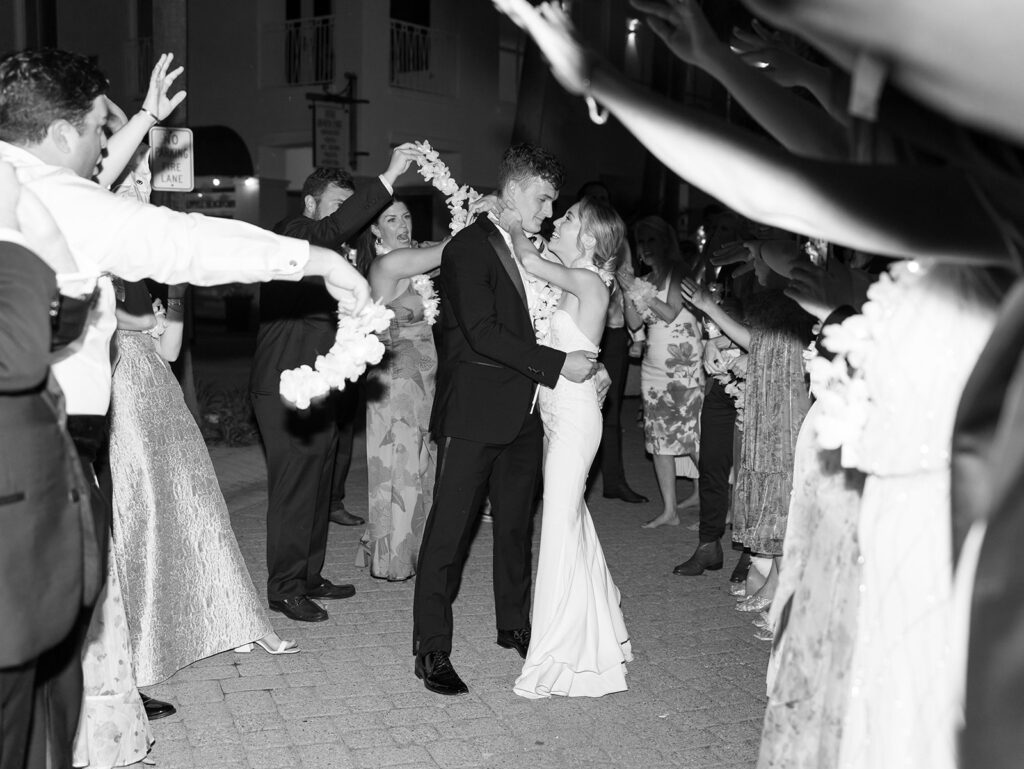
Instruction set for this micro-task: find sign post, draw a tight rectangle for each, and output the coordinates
[313,102,347,169]
[149,126,195,192]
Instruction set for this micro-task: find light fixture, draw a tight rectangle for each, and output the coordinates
[243,176,259,189]
[197,192,204,198]
[212,177,221,187]
[627,17,640,33]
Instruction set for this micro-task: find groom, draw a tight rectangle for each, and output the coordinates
[412,144,598,695]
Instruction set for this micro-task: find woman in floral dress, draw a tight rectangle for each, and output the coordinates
[623,216,705,528]
[355,200,447,580]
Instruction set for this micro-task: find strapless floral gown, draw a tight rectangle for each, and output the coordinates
[514,310,633,699]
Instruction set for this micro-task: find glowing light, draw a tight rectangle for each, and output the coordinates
[212,177,221,186]
[907,260,921,273]
[627,17,640,33]
[197,192,203,198]
[243,177,259,189]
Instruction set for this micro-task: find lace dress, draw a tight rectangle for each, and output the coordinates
[357,282,438,581]
[109,330,271,686]
[640,282,705,475]
[514,310,633,698]
[731,291,814,556]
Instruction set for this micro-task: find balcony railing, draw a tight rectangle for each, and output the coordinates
[390,20,458,97]
[261,15,334,87]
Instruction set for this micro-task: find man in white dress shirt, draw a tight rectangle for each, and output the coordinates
[0,48,369,765]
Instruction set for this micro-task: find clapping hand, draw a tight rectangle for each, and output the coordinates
[680,277,714,312]
[630,0,720,66]
[142,53,187,122]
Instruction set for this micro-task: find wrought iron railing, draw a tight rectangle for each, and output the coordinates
[390,20,458,96]
[262,15,334,87]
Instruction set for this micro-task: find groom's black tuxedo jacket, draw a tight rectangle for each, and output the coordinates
[431,216,566,444]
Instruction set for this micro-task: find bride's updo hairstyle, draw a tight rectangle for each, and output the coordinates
[577,196,626,281]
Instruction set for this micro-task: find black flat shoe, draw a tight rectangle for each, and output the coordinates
[269,595,328,622]
[673,541,724,576]
[603,486,649,504]
[329,506,365,526]
[306,579,356,600]
[496,627,531,659]
[730,551,752,584]
[140,693,176,720]
[415,651,469,696]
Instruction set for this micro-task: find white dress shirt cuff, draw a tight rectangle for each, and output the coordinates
[378,175,394,195]
[0,228,29,249]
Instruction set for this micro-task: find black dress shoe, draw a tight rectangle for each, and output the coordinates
[603,486,649,504]
[140,693,176,720]
[730,551,752,584]
[673,541,724,576]
[269,595,328,622]
[329,505,365,526]
[415,651,469,696]
[306,579,356,600]
[496,627,531,659]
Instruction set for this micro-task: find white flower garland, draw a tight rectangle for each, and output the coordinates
[410,274,439,325]
[413,140,482,236]
[279,301,395,409]
[624,278,657,324]
[807,260,921,453]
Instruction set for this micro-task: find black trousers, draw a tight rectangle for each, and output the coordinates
[697,380,737,544]
[252,391,338,601]
[0,662,34,769]
[25,423,108,769]
[412,413,543,656]
[595,326,631,492]
[329,380,361,510]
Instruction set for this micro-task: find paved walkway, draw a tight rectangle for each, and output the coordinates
[144,404,768,769]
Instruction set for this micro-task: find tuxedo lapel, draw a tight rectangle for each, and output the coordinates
[480,218,529,311]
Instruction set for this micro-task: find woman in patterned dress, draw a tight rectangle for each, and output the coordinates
[355,201,448,580]
[623,216,705,529]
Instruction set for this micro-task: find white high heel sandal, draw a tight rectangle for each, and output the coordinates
[234,638,300,655]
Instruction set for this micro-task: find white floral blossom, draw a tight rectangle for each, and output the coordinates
[410,274,440,325]
[279,301,396,409]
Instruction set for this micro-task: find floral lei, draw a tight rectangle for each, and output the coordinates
[410,273,439,325]
[279,301,394,409]
[413,139,561,342]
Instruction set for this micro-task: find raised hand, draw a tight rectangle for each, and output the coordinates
[630,0,720,66]
[729,22,811,89]
[143,53,187,122]
[382,142,424,187]
[784,260,859,320]
[680,277,714,312]
[492,0,593,95]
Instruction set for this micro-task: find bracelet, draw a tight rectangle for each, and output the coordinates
[138,107,160,124]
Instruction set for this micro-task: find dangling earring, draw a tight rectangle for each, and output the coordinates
[374,236,386,256]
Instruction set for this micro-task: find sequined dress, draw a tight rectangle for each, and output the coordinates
[357,282,437,581]
[514,310,633,698]
[109,330,271,686]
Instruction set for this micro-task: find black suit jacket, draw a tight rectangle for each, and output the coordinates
[431,216,566,444]
[249,178,392,394]
[0,242,95,666]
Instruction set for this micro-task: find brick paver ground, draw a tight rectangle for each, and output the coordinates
[146,343,769,768]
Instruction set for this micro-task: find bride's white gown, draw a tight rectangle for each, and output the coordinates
[514,309,633,699]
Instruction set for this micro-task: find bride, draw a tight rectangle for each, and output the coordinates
[499,197,634,698]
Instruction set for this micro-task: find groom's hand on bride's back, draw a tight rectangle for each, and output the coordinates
[560,350,599,382]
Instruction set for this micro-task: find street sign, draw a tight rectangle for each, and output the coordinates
[149,126,195,191]
[313,101,348,169]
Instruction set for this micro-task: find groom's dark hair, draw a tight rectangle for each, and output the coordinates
[497,143,565,194]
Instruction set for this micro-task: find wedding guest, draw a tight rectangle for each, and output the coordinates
[250,152,419,622]
[0,162,95,769]
[577,180,647,504]
[0,48,369,763]
[353,200,447,581]
[622,215,704,528]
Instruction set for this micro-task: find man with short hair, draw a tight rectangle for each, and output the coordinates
[251,151,418,623]
[412,143,599,695]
